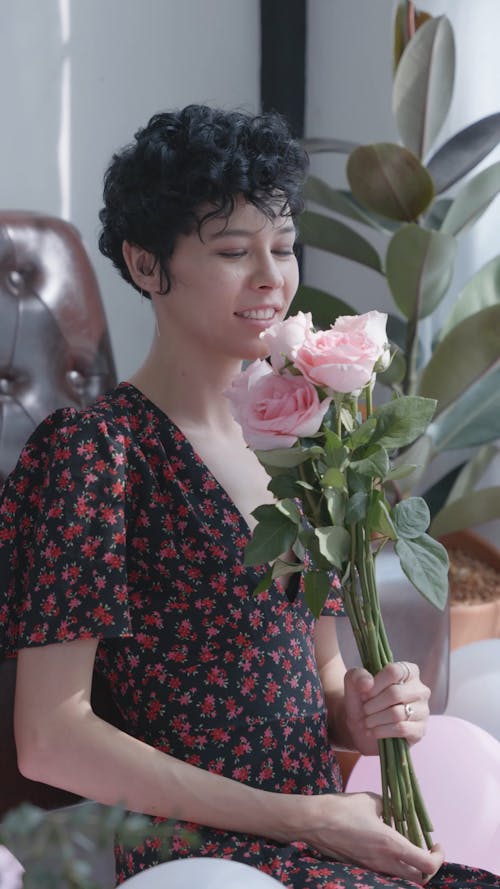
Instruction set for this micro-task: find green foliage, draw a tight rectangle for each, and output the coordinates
[296,8,500,537]
[244,393,447,613]
[0,803,194,889]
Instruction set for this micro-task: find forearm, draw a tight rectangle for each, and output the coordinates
[16,704,308,841]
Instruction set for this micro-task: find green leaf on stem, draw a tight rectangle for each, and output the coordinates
[393,497,431,537]
[367,497,397,539]
[324,428,343,452]
[345,492,369,524]
[392,16,455,159]
[320,467,345,489]
[304,570,331,618]
[347,143,434,221]
[303,176,392,231]
[429,485,500,537]
[440,160,500,236]
[255,445,323,468]
[324,488,346,525]
[268,474,301,500]
[385,463,418,481]
[252,567,274,596]
[272,559,305,579]
[395,535,449,609]
[298,210,383,273]
[349,445,390,480]
[348,417,377,450]
[244,506,298,566]
[438,255,500,342]
[426,112,500,194]
[386,224,456,320]
[304,176,399,232]
[276,498,301,523]
[315,525,351,569]
[373,396,437,449]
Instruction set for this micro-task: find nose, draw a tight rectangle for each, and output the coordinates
[249,252,285,290]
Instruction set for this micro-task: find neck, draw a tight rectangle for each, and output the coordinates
[128,336,243,432]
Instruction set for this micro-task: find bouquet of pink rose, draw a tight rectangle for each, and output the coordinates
[225,310,449,849]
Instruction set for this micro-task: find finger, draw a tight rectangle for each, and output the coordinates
[422,844,445,884]
[345,666,374,697]
[362,679,430,716]
[365,701,421,730]
[396,834,445,877]
[367,662,420,697]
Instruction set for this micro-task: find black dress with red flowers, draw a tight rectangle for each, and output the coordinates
[1,382,498,888]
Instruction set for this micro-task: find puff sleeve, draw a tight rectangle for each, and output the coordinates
[0,406,133,658]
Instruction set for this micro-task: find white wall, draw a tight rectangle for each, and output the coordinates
[1,0,260,379]
[305,0,500,546]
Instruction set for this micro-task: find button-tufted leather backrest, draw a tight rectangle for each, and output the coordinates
[0,210,117,484]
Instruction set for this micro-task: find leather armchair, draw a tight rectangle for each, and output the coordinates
[0,211,119,817]
[0,211,117,484]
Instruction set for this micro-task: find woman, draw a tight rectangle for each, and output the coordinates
[1,105,498,888]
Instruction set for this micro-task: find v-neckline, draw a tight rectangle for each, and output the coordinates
[121,381,254,538]
[120,381,301,601]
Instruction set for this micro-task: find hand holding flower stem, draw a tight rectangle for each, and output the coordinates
[225,310,449,849]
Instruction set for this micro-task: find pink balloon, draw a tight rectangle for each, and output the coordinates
[345,715,500,874]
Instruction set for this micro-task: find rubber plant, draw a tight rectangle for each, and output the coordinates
[292,1,500,539]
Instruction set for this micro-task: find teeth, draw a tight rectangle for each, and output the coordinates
[240,308,276,320]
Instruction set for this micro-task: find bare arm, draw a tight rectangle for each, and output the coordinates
[14,637,442,883]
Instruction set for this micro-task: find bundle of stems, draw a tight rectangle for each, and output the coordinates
[344,520,434,849]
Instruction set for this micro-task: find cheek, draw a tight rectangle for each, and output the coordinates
[285,261,300,302]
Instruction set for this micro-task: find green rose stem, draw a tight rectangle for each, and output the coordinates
[346,518,433,847]
[339,385,434,848]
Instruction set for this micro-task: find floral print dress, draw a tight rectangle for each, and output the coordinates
[0,382,498,888]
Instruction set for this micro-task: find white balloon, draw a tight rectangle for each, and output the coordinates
[120,857,283,888]
[446,639,500,741]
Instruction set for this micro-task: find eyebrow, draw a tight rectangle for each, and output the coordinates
[207,223,297,240]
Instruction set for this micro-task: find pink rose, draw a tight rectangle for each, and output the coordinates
[259,311,313,370]
[293,311,389,393]
[333,311,390,371]
[225,359,331,450]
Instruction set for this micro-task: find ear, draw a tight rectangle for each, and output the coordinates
[122,241,161,293]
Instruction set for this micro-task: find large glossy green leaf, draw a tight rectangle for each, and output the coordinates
[393,3,433,72]
[393,16,455,159]
[438,255,500,341]
[347,143,434,221]
[444,444,499,504]
[288,285,355,329]
[426,363,500,451]
[424,198,453,230]
[298,211,383,272]
[420,304,500,411]
[301,138,358,154]
[303,176,397,232]
[429,486,500,537]
[440,160,500,235]
[385,224,455,319]
[426,113,500,194]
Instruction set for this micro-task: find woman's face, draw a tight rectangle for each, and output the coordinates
[154,197,299,362]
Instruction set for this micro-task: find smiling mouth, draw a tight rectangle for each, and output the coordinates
[236,308,277,320]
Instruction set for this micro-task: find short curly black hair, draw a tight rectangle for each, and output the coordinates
[98,104,308,296]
